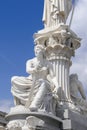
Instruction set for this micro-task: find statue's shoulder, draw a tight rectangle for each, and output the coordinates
[70,74,78,81]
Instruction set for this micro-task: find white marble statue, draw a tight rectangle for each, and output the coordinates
[11,44,59,114]
[26,44,59,113]
[69,74,87,111]
[43,0,72,27]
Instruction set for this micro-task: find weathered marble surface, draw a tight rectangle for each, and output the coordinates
[6,0,87,130]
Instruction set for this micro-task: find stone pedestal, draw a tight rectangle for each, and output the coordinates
[6,107,87,130]
[57,108,87,130]
[6,112,63,130]
[5,105,30,130]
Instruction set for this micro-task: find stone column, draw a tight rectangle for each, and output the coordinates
[45,44,73,102]
[50,57,70,100]
[34,25,81,104]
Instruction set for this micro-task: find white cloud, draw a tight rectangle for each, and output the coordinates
[0,99,14,113]
[69,0,87,92]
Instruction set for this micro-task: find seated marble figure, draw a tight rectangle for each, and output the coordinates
[11,44,59,114]
[69,74,87,111]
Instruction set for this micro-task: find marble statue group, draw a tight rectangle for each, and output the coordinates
[6,1,87,130]
[11,44,59,114]
[11,0,87,115]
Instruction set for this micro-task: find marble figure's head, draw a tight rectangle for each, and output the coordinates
[69,74,78,80]
[34,44,45,58]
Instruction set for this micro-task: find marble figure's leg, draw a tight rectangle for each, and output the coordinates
[29,82,50,111]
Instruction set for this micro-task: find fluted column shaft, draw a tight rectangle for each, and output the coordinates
[49,56,71,101]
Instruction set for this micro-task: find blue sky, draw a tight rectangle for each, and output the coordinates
[0,0,87,112]
[0,0,44,100]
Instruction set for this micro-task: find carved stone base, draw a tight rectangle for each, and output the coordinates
[57,108,87,130]
[6,105,87,130]
[5,105,30,130]
[6,107,63,130]
[26,112,63,130]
